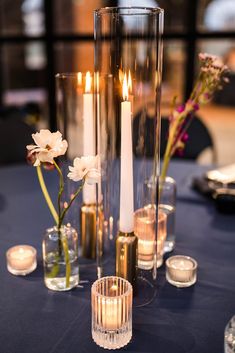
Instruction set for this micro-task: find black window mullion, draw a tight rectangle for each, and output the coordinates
[44,0,56,131]
[184,0,198,101]
[0,45,3,107]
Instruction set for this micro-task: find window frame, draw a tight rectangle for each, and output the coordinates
[0,0,234,130]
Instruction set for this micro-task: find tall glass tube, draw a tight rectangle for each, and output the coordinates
[94,7,164,301]
[56,73,99,266]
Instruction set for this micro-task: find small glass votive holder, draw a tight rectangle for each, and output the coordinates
[91,276,132,350]
[166,255,197,288]
[6,245,37,276]
[134,205,167,270]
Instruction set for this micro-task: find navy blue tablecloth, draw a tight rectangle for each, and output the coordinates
[0,161,235,353]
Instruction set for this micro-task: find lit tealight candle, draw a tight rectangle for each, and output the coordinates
[100,296,122,330]
[166,255,197,288]
[92,276,132,349]
[6,245,37,276]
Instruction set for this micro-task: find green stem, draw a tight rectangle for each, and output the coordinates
[36,166,59,225]
[61,233,71,288]
[59,180,85,288]
[161,143,171,184]
[53,160,72,288]
[53,160,64,222]
[60,179,85,227]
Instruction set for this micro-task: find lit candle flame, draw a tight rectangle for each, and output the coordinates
[128,70,132,93]
[85,71,92,93]
[122,73,129,101]
[77,72,82,86]
[119,69,124,84]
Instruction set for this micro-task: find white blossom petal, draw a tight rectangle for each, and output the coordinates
[67,155,100,183]
[85,168,101,185]
[27,129,68,167]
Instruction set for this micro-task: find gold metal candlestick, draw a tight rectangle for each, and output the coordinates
[81,204,96,259]
[116,231,138,291]
[80,204,104,259]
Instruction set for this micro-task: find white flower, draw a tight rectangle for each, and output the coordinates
[67,155,100,184]
[27,129,68,166]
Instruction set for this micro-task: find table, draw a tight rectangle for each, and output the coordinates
[1,161,235,353]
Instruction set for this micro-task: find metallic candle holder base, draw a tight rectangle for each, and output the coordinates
[116,231,138,292]
[80,204,97,259]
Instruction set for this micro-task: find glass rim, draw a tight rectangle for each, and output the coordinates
[6,245,37,259]
[94,6,164,16]
[166,255,198,271]
[134,206,166,223]
[45,225,77,233]
[92,276,132,299]
[160,176,176,185]
[55,72,94,79]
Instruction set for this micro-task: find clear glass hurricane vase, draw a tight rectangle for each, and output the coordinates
[42,225,79,291]
[94,7,164,306]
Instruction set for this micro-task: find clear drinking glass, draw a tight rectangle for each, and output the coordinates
[159,176,177,252]
[134,206,167,269]
[91,276,133,349]
[225,315,235,353]
[42,225,79,291]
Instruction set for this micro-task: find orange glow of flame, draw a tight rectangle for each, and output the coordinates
[128,70,132,93]
[122,73,129,101]
[77,72,82,86]
[85,71,92,93]
[95,71,99,93]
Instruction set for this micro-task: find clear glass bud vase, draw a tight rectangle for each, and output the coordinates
[42,225,79,291]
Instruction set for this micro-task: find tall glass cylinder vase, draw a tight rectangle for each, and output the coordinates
[94,7,164,305]
[56,73,100,273]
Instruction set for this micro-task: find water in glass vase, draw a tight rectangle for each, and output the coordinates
[159,204,175,253]
[44,249,79,291]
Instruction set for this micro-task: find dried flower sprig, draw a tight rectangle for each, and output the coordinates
[161,53,229,181]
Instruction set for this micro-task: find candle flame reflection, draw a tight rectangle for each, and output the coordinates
[77,72,82,86]
[85,71,92,93]
[128,70,132,93]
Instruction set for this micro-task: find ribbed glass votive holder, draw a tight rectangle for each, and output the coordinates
[91,276,133,350]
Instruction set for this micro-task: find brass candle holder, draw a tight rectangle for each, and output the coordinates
[80,204,103,259]
[81,204,96,259]
[116,231,138,292]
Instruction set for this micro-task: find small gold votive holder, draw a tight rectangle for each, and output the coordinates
[6,245,37,276]
[134,205,167,270]
[91,276,133,350]
[166,255,197,288]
